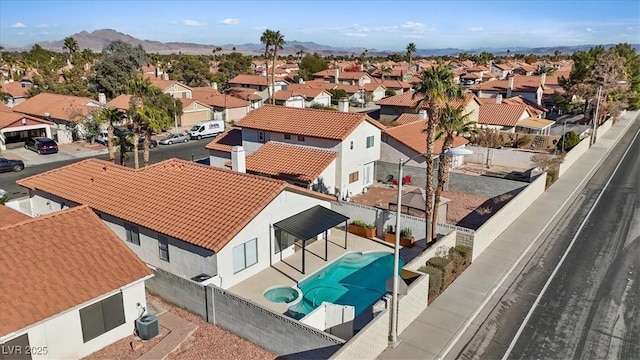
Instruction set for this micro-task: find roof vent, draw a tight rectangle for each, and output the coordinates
[44,112,50,118]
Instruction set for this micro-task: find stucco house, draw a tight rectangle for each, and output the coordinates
[176,98,213,127]
[375,91,481,123]
[0,205,152,360]
[470,75,544,105]
[227,74,289,102]
[148,75,193,99]
[1,77,32,107]
[0,105,54,150]
[477,100,533,132]
[16,158,340,290]
[191,89,251,122]
[219,105,385,199]
[312,69,372,87]
[273,88,332,108]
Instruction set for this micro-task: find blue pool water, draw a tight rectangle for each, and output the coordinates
[287,252,404,319]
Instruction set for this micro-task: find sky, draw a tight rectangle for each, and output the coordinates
[1,0,639,51]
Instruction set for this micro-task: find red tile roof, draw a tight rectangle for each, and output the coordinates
[1,81,30,98]
[192,90,250,108]
[13,92,102,121]
[227,88,262,101]
[383,120,470,155]
[375,91,479,109]
[228,74,282,86]
[273,89,329,101]
[394,113,424,125]
[148,78,192,91]
[0,206,152,335]
[205,128,243,152]
[478,103,531,126]
[107,94,133,111]
[0,109,54,129]
[470,75,542,93]
[17,158,333,253]
[478,96,547,116]
[236,105,384,141]
[225,142,337,183]
[0,205,31,226]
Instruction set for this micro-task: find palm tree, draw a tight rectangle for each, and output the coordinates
[432,104,477,234]
[270,31,285,105]
[260,30,275,102]
[128,74,158,97]
[95,107,124,162]
[407,43,417,69]
[127,97,145,169]
[136,105,171,167]
[535,63,557,76]
[412,65,464,242]
[62,37,79,64]
[381,65,392,81]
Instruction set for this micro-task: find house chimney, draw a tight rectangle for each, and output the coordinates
[496,94,503,104]
[98,93,107,105]
[212,82,218,90]
[231,146,246,173]
[507,76,514,98]
[540,73,546,87]
[418,109,427,120]
[298,77,305,84]
[338,97,349,112]
[163,73,169,81]
[334,69,339,84]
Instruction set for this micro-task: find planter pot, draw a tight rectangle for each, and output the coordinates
[384,232,396,244]
[400,236,416,248]
[348,224,376,239]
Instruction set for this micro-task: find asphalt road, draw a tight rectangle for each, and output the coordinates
[0,139,211,200]
[456,118,640,359]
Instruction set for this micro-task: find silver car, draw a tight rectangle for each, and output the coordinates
[159,133,190,145]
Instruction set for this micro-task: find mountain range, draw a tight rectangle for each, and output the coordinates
[5,29,639,57]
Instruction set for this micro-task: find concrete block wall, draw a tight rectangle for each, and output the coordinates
[145,268,208,320]
[558,137,590,177]
[471,172,547,261]
[210,286,344,359]
[329,310,390,360]
[375,161,435,189]
[466,145,537,169]
[404,230,458,272]
[597,118,613,138]
[397,274,429,334]
[447,172,528,198]
[455,231,475,249]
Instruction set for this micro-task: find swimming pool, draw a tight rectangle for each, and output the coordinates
[286,251,403,319]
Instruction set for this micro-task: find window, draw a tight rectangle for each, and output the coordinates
[158,235,169,262]
[349,171,359,183]
[366,135,375,148]
[79,292,125,343]
[284,134,291,140]
[1,333,31,360]
[233,238,258,273]
[258,131,265,143]
[298,135,305,141]
[124,223,140,245]
[350,141,354,150]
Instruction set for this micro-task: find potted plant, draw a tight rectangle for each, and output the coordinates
[399,227,415,248]
[384,224,396,244]
[347,220,376,239]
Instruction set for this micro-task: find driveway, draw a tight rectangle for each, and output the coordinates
[3,143,108,166]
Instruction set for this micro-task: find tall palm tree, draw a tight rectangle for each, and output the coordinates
[127,97,145,169]
[407,43,417,69]
[270,31,285,105]
[95,107,124,162]
[535,63,557,76]
[62,37,79,64]
[412,65,464,242]
[128,74,158,97]
[432,104,477,236]
[260,30,275,102]
[136,105,172,167]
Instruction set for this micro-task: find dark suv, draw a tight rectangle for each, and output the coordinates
[24,137,58,155]
[125,138,158,152]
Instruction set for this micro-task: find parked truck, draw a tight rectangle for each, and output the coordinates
[188,120,225,140]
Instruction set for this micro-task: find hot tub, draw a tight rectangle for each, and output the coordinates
[263,286,302,304]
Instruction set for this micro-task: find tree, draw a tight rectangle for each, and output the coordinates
[524,54,538,64]
[260,30,275,102]
[211,52,252,86]
[535,64,557,76]
[433,105,477,233]
[94,41,148,99]
[127,97,145,169]
[62,36,79,64]
[380,65,392,81]
[299,54,328,80]
[270,31,285,105]
[412,65,464,242]
[328,88,348,104]
[136,105,172,167]
[127,74,159,98]
[556,130,580,152]
[169,55,213,87]
[407,43,417,68]
[95,107,125,162]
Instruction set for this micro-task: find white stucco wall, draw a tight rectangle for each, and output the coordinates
[339,121,382,197]
[215,190,332,289]
[308,93,331,107]
[2,281,147,360]
[285,97,305,108]
[311,159,337,196]
[208,150,231,168]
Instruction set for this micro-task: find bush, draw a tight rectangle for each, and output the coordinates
[400,227,412,238]
[514,134,532,148]
[350,220,375,229]
[556,131,580,152]
[418,265,443,299]
[386,224,395,234]
[427,257,454,289]
[451,245,472,267]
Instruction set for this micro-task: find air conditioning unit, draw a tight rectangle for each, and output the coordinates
[136,314,159,340]
[191,273,216,286]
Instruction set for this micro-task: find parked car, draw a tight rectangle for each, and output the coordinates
[97,128,135,145]
[24,137,58,155]
[125,138,158,152]
[159,133,190,145]
[0,158,24,173]
[95,131,110,145]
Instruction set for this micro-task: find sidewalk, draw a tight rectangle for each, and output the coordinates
[378,111,638,360]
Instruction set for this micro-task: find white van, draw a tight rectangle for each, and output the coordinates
[188,120,225,140]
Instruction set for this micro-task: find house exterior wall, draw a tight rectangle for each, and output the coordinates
[512,90,538,105]
[4,281,147,360]
[208,150,231,168]
[242,128,340,155]
[181,107,212,127]
[307,93,331,107]
[311,159,337,196]
[165,84,192,99]
[226,106,249,121]
[339,121,381,197]
[285,97,305,108]
[215,190,332,289]
[371,88,385,102]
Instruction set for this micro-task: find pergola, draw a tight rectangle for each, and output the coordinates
[273,205,349,274]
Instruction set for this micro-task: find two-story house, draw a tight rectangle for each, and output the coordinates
[208,105,385,198]
[227,74,289,102]
[17,158,344,290]
[149,74,193,99]
[273,88,332,108]
[375,91,481,123]
[470,75,544,105]
[312,69,372,87]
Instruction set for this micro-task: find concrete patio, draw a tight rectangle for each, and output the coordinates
[229,228,425,314]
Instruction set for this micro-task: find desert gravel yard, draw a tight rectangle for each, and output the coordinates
[83,325,169,360]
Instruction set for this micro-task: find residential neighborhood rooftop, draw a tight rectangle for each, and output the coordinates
[13,92,101,121]
[0,205,152,336]
[383,119,470,154]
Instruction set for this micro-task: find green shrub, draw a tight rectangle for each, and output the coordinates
[451,245,472,266]
[556,131,580,152]
[449,250,465,275]
[386,224,395,233]
[418,265,443,299]
[515,134,532,148]
[350,220,375,229]
[400,227,412,238]
[427,257,454,289]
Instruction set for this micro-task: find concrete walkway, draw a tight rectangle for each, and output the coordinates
[378,111,638,360]
[138,311,197,360]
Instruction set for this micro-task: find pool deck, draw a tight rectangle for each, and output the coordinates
[229,228,425,314]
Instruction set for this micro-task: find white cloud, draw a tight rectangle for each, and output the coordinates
[469,27,483,32]
[219,18,240,25]
[345,32,368,37]
[11,22,26,28]
[183,19,206,26]
[401,21,426,32]
[586,27,597,33]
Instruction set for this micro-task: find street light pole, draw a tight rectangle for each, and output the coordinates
[389,158,404,348]
[561,118,568,153]
[173,98,178,134]
[591,84,602,146]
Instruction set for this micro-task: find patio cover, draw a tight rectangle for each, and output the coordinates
[273,205,349,274]
[516,117,555,130]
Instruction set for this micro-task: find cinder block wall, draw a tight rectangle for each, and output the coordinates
[145,268,208,320]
